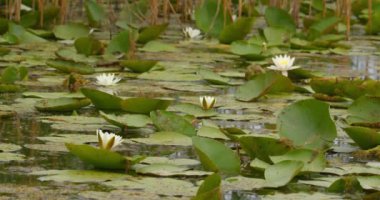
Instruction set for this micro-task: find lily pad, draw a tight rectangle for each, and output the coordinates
[235,72,294,102]
[120,59,158,73]
[53,23,89,40]
[99,111,152,128]
[106,30,138,54]
[277,99,337,150]
[85,0,106,27]
[193,173,221,200]
[74,36,103,56]
[264,160,304,188]
[347,96,380,127]
[140,40,177,52]
[170,103,217,118]
[34,98,91,112]
[138,23,168,44]
[192,136,240,175]
[81,88,122,110]
[121,97,171,114]
[66,143,127,170]
[150,110,196,136]
[0,152,25,162]
[130,131,192,146]
[343,126,380,150]
[265,7,296,33]
[270,149,326,172]
[198,69,231,85]
[134,163,210,177]
[46,59,95,74]
[219,17,254,44]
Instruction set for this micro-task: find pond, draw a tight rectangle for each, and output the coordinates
[1,0,380,199]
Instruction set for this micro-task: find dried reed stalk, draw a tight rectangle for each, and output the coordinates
[150,0,159,25]
[346,0,351,40]
[38,0,44,27]
[368,0,372,33]
[59,0,67,24]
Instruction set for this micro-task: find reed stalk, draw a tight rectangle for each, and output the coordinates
[346,0,351,40]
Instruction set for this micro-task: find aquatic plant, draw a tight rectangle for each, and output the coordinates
[96,129,123,150]
[183,27,201,39]
[268,54,300,77]
[95,73,121,86]
[199,96,216,110]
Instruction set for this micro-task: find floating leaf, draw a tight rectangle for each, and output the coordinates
[270,149,326,172]
[65,143,126,170]
[219,17,254,44]
[1,66,28,84]
[120,60,158,73]
[46,59,95,74]
[308,16,340,40]
[239,135,291,163]
[195,0,232,38]
[85,0,106,27]
[327,176,363,193]
[171,103,217,118]
[99,111,152,128]
[193,173,221,200]
[192,136,240,175]
[264,160,304,187]
[265,7,296,33]
[278,99,337,150]
[134,163,209,177]
[35,98,91,112]
[6,22,46,43]
[106,30,138,54]
[235,72,294,102]
[150,110,196,136]
[197,126,229,140]
[81,88,122,110]
[343,126,380,150]
[53,23,89,40]
[74,37,103,56]
[138,23,168,44]
[198,69,231,85]
[140,40,177,52]
[121,98,171,114]
[347,96,380,127]
[131,131,192,146]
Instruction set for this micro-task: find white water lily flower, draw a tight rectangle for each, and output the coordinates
[199,96,216,110]
[96,73,121,86]
[96,129,123,150]
[267,54,300,77]
[183,27,202,39]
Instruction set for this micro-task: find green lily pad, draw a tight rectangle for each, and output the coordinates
[140,40,177,52]
[35,98,91,112]
[239,135,291,163]
[99,111,152,128]
[198,69,231,85]
[150,110,196,136]
[106,30,138,54]
[120,59,158,73]
[74,36,103,56]
[170,103,217,118]
[0,143,22,152]
[121,97,171,114]
[138,23,168,44]
[141,156,200,166]
[23,92,85,99]
[65,143,127,170]
[193,173,221,200]
[235,72,294,102]
[230,41,265,60]
[53,23,89,40]
[192,136,240,175]
[0,84,22,93]
[347,96,380,126]
[85,0,106,27]
[343,126,380,150]
[270,149,326,172]
[46,59,95,74]
[264,160,304,188]
[31,169,129,183]
[0,152,25,162]
[265,7,296,33]
[278,99,337,150]
[219,17,254,44]
[197,126,229,140]
[1,66,28,84]
[81,88,122,110]
[134,163,210,177]
[130,131,192,146]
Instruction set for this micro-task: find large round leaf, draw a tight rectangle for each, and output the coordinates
[81,88,122,110]
[65,143,126,170]
[46,59,95,74]
[235,72,294,101]
[343,126,380,150]
[84,0,106,27]
[277,99,337,150]
[264,160,304,188]
[265,7,296,33]
[53,23,89,40]
[137,23,168,44]
[106,30,138,54]
[99,111,152,129]
[121,98,171,114]
[194,0,232,38]
[239,135,291,163]
[150,110,196,137]
[35,98,91,112]
[270,149,326,172]
[219,17,254,44]
[120,60,158,73]
[74,37,103,56]
[347,96,380,126]
[192,136,240,175]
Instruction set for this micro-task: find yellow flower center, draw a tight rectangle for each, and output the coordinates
[279,60,289,66]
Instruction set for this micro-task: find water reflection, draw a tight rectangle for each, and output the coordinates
[224,190,260,200]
